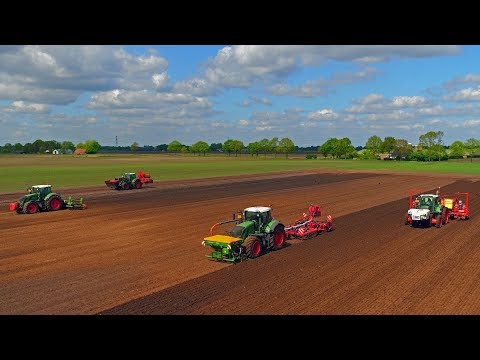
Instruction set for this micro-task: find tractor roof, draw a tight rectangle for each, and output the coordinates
[419,194,438,198]
[244,206,271,213]
[32,185,52,188]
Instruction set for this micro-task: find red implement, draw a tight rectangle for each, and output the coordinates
[285,204,333,239]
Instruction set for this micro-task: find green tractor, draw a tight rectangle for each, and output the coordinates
[405,192,447,228]
[9,185,86,214]
[202,206,286,262]
[105,171,153,190]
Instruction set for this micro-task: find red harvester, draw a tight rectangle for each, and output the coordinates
[284,204,333,239]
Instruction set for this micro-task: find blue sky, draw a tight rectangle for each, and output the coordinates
[1,45,480,147]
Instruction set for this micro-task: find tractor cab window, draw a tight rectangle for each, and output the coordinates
[245,211,257,222]
[420,197,432,206]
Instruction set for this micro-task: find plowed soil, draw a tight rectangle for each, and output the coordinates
[1,169,479,314]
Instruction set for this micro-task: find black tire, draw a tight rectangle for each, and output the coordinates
[15,203,22,214]
[243,235,262,259]
[23,201,38,214]
[435,214,442,228]
[46,195,63,211]
[271,226,286,250]
[122,182,131,190]
[134,179,142,189]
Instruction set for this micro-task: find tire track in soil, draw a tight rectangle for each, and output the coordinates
[103,180,480,315]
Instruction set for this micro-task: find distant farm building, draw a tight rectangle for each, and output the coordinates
[74,149,86,155]
[52,149,60,155]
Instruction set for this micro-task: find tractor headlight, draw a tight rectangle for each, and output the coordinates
[201,241,205,246]
[227,244,231,250]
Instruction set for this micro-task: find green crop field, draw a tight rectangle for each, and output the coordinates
[0,153,479,194]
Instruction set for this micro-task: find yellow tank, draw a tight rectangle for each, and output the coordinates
[443,198,454,209]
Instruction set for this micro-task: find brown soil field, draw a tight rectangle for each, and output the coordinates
[1,169,479,314]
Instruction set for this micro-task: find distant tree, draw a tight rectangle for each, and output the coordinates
[247,142,261,156]
[318,138,339,158]
[418,131,444,161]
[1,143,12,153]
[365,135,383,157]
[130,142,139,153]
[222,139,235,156]
[394,139,413,159]
[449,140,466,158]
[167,140,183,154]
[191,141,209,156]
[209,143,222,152]
[156,144,168,151]
[44,140,61,152]
[85,139,101,154]
[258,138,270,157]
[269,137,279,158]
[277,138,295,158]
[33,139,46,153]
[23,142,34,153]
[381,136,396,153]
[13,143,23,152]
[232,140,244,157]
[180,146,188,155]
[464,138,480,162]
[334,137,355,159]
[61,141,75,154]
[76,142,86,149]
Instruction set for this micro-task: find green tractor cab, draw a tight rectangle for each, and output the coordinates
[9,185,86,214]
[203,206,286,262]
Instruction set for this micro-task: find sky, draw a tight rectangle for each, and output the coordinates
[1,45,480,148]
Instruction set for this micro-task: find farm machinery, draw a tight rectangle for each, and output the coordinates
[105,171,153,190]
[284,204,333,239]
[405,188,469,228]
[9,185,87,214]
[202,206,287,262]
[202,204,333,262]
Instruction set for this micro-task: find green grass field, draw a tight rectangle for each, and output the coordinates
[1,153,479,193]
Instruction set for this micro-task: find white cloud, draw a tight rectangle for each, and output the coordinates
[239,119,249,125]
[444,87,480,102]
[249,96,271,105]
[0,45,169,105]
[392,96,427,107]
[464,119,480,127]
[308,108,339,120]
[152,72,169,88]
[354,93,384,104]
[444,73,480,88]
[5,101,50,113]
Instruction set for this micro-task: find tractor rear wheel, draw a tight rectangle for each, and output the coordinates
[271,226,286,250]
[120,182,130,190]
[243,236,262,259]
[47,195,63,211]
[23,201,38,214]
[436,214,442,228]
[134,179,142,189]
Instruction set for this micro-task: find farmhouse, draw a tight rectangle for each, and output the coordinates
[74,149,86,155]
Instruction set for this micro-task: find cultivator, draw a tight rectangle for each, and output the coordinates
[284,204,333,239]
[63,196,87,210]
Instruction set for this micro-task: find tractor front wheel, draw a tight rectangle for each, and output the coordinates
[47,195,63,211]
[134,180,142,189]
[243,236,262,259]
[271,226,286,250]
[23,201,38,214]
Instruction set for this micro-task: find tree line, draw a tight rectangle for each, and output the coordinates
[1,131,479,161]
[0,139,101,154]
